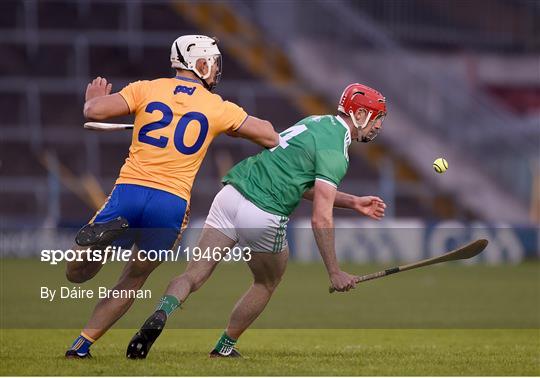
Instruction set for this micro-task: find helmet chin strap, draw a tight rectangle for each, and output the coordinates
[349,110,372,130]
[349,110,372,142]
[192,66,213,91]
[193,57,221,91]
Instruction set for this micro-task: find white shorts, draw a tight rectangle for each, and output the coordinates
[205,185,289,253]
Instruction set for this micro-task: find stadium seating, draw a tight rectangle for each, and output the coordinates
[2,0,508,226]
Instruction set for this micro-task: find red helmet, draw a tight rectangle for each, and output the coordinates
[338,83,387,133]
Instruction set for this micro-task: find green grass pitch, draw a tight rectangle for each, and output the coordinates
[1,259,539,375]
[2,329,539,375]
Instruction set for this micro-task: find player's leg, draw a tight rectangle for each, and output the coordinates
[165,226,237,302]
[65,247,104,284]
[210,248,288,358]
[66,185,142,359]
[226,249,289,339]
[126,185,240,359]
[209,185,290,357]
[65,186,133,284]
[83,254,162,339]
[126,225,237,359]
[65,251,160,359]
[66,185,185,358]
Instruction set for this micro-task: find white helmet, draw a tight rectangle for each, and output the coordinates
[170,35,222,90]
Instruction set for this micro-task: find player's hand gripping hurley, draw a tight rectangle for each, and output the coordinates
[329,239,488,293]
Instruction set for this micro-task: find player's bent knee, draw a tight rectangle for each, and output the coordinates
[254,277,282,293]
[65,268,89,284]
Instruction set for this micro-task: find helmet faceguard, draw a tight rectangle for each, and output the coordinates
[212,54,222,86]
[338,83,387,143]
[362,113,385,142]
[170,35,222,91]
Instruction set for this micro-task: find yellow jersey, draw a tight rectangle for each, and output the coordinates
[116,76,248,201]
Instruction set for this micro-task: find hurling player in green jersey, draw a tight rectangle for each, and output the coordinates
[127,83,388,359]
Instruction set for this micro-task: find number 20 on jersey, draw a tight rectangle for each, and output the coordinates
[138,101,208,155]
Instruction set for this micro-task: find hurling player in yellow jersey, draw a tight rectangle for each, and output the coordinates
[65,35,278,359]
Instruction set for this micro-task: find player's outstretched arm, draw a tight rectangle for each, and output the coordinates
[83,77,130,121]
[311,180,359,292]
[304,188,355,208]
[227,115,279,148]
[304,188,386,220]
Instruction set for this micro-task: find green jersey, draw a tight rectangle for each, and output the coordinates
[223,115,351,216]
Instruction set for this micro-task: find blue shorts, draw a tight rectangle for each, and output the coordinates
[91,184,189,251]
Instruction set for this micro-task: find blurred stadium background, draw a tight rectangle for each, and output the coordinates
[1,3,539,375]
[0,0,539,263]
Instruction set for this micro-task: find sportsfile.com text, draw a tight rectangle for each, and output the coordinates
[40,246,252,265]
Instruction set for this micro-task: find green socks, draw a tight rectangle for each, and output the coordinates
[155,295,181,317]
[155,298,237,355]
[214,331,237,355]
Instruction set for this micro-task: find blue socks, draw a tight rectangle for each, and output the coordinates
[70,332,94,356]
